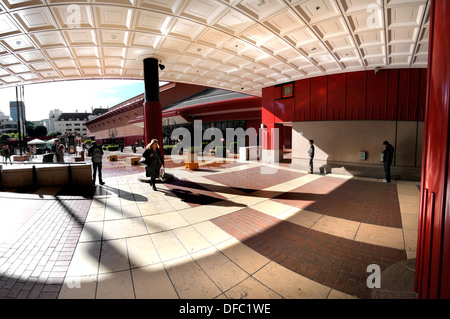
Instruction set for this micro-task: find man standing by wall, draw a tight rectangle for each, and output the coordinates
[88,141,105,185]
[308,139,315,174]
[382,140,395,183]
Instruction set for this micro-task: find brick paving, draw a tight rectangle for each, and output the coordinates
[0,153,416,299]
[0,190,91,299]
[273,176,403,228]
[211,207,406,299]
[205,165,306,192]
[164,178,228,207]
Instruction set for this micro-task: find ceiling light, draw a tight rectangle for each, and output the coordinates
[257,0,265,7]
[159,64,165,70]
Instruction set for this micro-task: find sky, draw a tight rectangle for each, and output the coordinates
[0,79,145,122]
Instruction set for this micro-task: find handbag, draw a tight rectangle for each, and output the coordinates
[139,156,147,165]
[159,165,166,181]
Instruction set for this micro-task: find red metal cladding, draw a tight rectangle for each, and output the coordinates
[326,73,346,121]
[386,69,400,121]
[346,71,366,120]
[262,86,275,124]
[366,69,388,120]
[398,69,411,121]
[416,0,450,299]
[294,78,310,122]
[418,69,428,122]
[310,76,328,121]
[274,98,295,123]
[409,68,421,121]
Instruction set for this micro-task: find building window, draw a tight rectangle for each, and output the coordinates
[282,83,294,98]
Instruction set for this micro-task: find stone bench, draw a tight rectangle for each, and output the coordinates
[126,157,141,165]
[0,164,92,189]
[13,155,30,162]
[185,153,199,170]
[75,151,85,162]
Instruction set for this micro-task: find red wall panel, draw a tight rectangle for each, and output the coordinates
[366,69,388,120]
[398,69,411,120]
[327,73,346,120]
[416,0,450,299]
[262,68,427,124]
[274,98,295,122]
[409,68,421,121]
[346,71,366,120]
[418,68,428,121]
[310,76,327,121]
[262,86,275,124]
[387,69,400,120]
[294,79,310,122]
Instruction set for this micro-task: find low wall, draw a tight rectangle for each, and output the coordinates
[291,120,424,181]
[0,164,92,189]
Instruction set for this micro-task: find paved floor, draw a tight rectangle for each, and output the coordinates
[0,152,420,299]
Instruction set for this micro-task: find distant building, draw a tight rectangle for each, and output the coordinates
[88,107,109,121]
[54,112,91,136]
[48,109,62,132]
[9,101,25,122]
[0,112,17,134]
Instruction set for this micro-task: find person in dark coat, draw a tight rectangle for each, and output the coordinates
[142,139,164,191]
[382,140,395,183]
[308,139,315,174]
[3,145,12,164]
[88,141,105,185]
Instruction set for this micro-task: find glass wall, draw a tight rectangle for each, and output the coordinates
[163,119,247,145]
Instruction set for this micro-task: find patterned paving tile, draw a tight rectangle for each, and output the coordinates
[164,178,228,207]
[205,166,306,193]
[0,190,92,299]
[273,176,402,228]
[212,207,406,299]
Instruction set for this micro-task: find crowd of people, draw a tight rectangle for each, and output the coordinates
[2,138,395,188]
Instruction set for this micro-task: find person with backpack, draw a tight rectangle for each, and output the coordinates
[3,145,12,164]
[382,140,395,183]
[142,139,164,191]
[88,141,105,185]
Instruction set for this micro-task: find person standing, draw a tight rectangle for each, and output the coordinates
[3,145,12,164]
[142,139,164,191]
[308,139,315,174]
[88,141,105,185]
[382,140,395,183]
[56,144,65,163]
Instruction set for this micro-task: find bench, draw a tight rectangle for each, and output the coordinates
[108,155,118,162]
[126,157,141,165]
[185,153,199,170]
[0,164,92,188]
[13,155,30,162]
[75,151,85,162]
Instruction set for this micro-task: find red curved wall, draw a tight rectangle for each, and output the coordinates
[262,68,427,125]
[416,0,450,299]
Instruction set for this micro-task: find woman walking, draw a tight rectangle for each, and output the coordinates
[142,139,164,191]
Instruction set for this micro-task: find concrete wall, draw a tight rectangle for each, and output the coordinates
[291,120,424,180]
[1,164,92,189]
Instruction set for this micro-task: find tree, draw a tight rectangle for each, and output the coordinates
[47,131,61,137]
[0,133,11,143]
[31,125,47,137]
